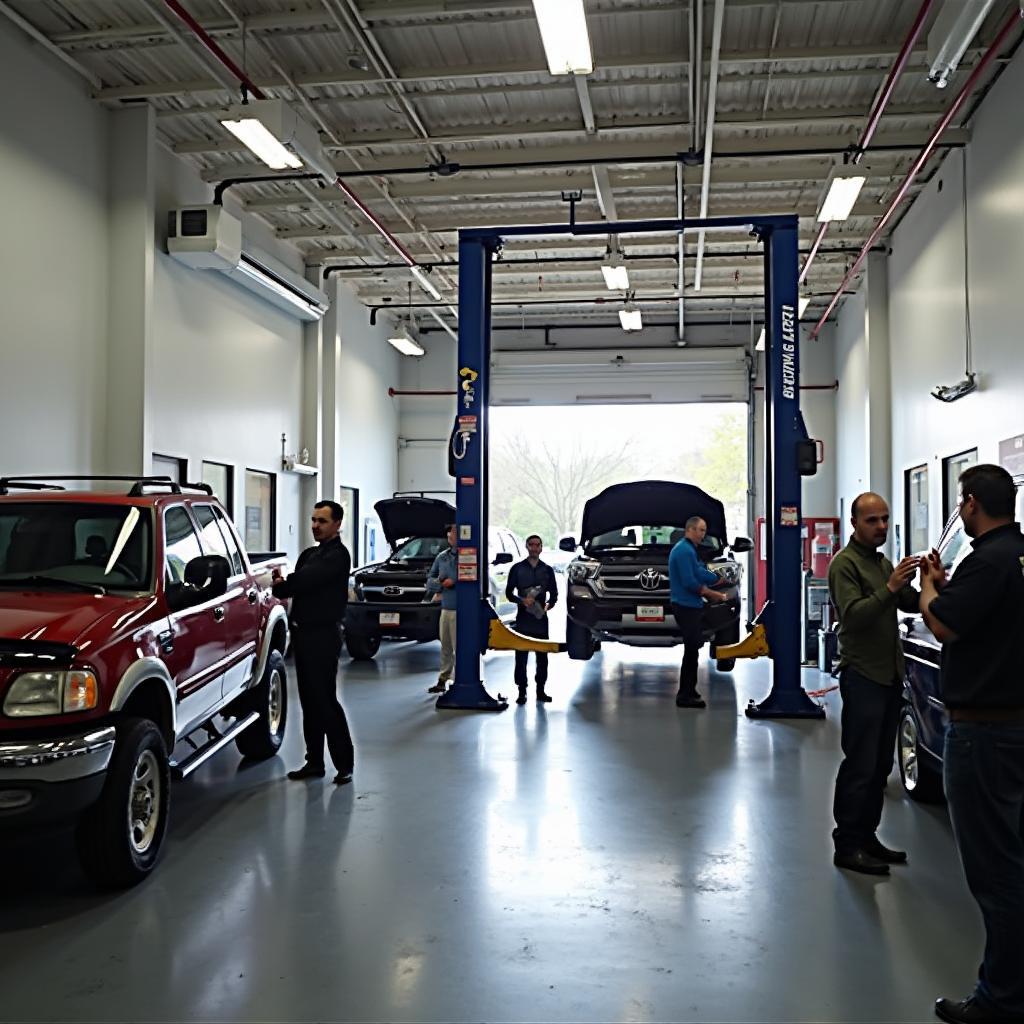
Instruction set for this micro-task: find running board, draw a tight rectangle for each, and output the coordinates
[170,711,259,780]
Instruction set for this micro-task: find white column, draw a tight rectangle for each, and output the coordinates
[104,106,155,475]
[864,250,893,552]
[319,276,341,502]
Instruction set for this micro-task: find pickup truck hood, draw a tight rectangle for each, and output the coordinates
[0,590,157,650]
[580,480,727,545]
[374,497,454,548]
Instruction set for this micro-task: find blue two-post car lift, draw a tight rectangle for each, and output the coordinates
[435,213,824,721]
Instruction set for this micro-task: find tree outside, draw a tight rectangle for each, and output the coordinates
[489,404,749,546]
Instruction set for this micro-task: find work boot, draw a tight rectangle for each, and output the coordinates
[287,764,326,780]
[516,687,527,705]
[536,687,553,703]
[675,691,706,709]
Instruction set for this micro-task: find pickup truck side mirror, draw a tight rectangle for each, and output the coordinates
[167,555,231,610]
[492,551,513,566]
[558,537,577,552]
[730,536,754,554]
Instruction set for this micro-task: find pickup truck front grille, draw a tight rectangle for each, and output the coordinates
[594,568,669,597]
[360,585,428,604]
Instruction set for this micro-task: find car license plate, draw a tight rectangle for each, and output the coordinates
[379,612,400,626]
[636,605,664,622]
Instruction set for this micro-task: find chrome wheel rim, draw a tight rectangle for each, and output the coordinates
[129,749,162,854]
[268,668,284,735]
[900,714,919,789]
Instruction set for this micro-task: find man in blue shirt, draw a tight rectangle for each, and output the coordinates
[425,523,458,694]
[668,516,729,708]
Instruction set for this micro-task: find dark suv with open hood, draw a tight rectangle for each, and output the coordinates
[559,480,753,669]
[344,496,520,660]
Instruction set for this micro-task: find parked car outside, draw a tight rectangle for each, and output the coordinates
[0,476,290,887]
[559,480,753,668]
[344,495,522,660]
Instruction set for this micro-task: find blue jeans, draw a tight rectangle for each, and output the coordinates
[943,721,1024,1016]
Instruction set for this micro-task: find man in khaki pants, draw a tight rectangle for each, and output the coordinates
[425,523,457,693]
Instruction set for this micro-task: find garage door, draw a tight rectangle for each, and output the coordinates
[489,346,750,406]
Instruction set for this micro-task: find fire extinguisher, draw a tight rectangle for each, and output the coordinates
[812,523,834,579]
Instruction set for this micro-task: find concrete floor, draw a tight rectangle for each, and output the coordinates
[0,639,982,1023]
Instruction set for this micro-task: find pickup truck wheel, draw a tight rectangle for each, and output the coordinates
[236,650,288,760]
[346,632,380,661]
[76,717,170,888]
[898,704,944,803]
[566,619,595,661]
[713,624,739,672]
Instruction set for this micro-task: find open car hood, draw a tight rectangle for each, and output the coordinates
[579,480,728,545]
[374,497,454,549]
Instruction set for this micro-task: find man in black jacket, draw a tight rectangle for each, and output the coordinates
[272,500,354,785]
[920,465,1024,1024]
[505,535,558,705]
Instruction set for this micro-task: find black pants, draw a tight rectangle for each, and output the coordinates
[292,624,354,774]
[514,614,549,690]
[671,604,706,697]
[832,667,901,854]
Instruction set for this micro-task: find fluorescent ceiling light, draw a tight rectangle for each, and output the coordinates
[410,265,442,301]
[601,252,630,291]
[222,117,302,170]
[234,257,327,320]
[816,166,867,223]
[220,99,335,179]
[532,0,594,75]
[927,0,996,89]
[619,303,642,332]
[388,324,424,357]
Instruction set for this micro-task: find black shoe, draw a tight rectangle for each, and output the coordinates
[833,849,890,876]
[935,996,1010,1023]
[865,836,908,864]
[675,692,706,708]
[287,764,326,781]
[516,690,527,706]
[333,772,353,786]
[536,689,553,703]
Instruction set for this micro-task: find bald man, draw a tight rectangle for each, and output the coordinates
[828,492,921,875]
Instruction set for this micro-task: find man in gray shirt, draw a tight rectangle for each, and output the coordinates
[425,523,457,694]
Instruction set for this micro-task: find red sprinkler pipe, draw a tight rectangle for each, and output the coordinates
[160,0,419,269]
[810,6,1024,339]
[800,0,937,283]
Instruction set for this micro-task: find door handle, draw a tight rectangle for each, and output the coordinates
[246,588,259,605]
[213,606,226,622]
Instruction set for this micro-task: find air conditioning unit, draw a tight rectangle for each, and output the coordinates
[167,206,329,322]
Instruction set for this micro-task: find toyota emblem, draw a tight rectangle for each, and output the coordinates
[638,568,662,591]
[383,586,403,596]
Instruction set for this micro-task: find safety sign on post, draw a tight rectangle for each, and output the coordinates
[457,547,478,581]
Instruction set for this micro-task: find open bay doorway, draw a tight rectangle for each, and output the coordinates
[488,402,751,647]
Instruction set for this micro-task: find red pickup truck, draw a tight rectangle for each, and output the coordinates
[0,476,290,887]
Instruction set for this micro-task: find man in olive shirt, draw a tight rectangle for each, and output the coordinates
[920,465,1024,1024]
[828,492,920,875]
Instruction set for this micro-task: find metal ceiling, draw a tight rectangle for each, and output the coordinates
[3,0,1021,331]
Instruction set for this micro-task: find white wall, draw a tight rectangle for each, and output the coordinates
[333,282,401,556]
[0,20,109,472]
[885,46,1024,549]
[834,287,869,536]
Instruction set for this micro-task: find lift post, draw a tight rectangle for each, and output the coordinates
[440,214,823,720]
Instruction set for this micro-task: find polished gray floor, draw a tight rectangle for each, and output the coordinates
[0,638,982,1023]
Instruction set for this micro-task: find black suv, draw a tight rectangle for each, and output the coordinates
[344,496,520,660]
[559,480,753,669]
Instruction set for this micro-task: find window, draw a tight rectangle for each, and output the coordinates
[213,507,246,576]
[164,506,203,584]
[904,465,929,555]
[153,453,186,484]
[202,461,233,511]
[942,448,978,522]
[339,485,359,564]
[193,504,244,576]
[244,470,275,551]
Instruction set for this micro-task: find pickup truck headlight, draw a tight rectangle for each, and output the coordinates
[3,670,99,717]
[710,563,741,586]
[567,562,599,584]
[348,579,363,602]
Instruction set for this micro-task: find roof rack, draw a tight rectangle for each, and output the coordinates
[0,475,211,497]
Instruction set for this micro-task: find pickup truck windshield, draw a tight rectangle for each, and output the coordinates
[0,503,153,591]
[588,524,724,556]
[391,536,447,561]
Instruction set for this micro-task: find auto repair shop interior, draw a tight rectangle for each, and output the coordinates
[1,1,1024,1022]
